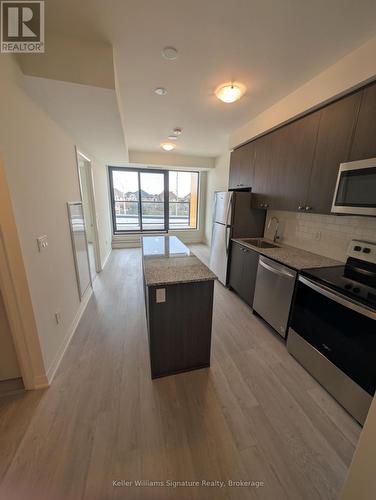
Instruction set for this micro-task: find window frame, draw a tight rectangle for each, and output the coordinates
[108,166,199,235]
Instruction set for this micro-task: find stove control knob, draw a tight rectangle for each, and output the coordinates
[353,287,360,294]
[363,248,371,254]
[354,246,361,251]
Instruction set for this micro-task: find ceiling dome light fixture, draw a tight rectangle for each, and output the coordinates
[215,82,245,103]
[161,142,176,151]
[162,46,178,60]
[154,87,168,96]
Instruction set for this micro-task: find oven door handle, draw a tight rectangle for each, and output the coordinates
[299,275,376,320]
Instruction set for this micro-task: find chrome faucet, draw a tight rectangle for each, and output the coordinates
[267,216,280,243]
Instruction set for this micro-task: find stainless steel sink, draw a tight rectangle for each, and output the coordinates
[240,238,280,249]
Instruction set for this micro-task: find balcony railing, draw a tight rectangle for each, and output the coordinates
[114,200,192,231]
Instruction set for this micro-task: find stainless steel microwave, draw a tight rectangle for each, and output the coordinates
[332,158,376,216]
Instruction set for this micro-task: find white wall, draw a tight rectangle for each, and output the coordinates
[265,210,376,262]
[0,55,110,377]
[128,150,215,170]
[0,289,20,381]
[341,396,376,500]
[230,35,376,148]
[204,152,231,244]
[90,160,112,265]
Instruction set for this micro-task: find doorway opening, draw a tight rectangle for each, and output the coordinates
[75,149,101,280]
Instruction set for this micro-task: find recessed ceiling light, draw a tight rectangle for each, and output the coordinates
[172,127,182,136]
[161,142,176,151]
[215,82,245,103]
[154,87,168,96]
[162,46,178,60]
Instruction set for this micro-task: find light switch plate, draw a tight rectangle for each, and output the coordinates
[37,235,49,252]
[156,288,166,303]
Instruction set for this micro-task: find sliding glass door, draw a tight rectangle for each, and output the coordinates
[139,171,167,231]
[109,167,199,234]
[109,168,168,233]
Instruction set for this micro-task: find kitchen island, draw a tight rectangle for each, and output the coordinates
[142,235,216,379]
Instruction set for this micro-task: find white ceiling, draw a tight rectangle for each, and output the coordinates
[21,76,127,165]
[42,1,376,157]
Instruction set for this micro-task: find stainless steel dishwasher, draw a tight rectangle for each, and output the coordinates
[253,256,297,337]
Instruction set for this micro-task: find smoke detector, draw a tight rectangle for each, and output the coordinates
[162,47,178,60]
[154,87,168,96]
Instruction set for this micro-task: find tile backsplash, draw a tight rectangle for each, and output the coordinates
[264,210,376,262]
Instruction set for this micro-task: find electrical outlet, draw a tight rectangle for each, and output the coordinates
[55,311,62,325]
[37,235,49,252]
[156,288,166,303]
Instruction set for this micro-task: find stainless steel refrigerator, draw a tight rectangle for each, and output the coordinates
[209,191,265,285]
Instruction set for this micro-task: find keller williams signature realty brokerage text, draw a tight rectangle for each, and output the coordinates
[112,479,265,489]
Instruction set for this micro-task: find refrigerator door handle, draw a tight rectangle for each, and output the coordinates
[225,192,233,227]
[225,225,231,256]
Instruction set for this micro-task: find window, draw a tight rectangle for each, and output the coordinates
[109,167,199,234]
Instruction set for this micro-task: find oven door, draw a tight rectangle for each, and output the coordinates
[331,158,376,216]
[288,276,376,424]
[290,276,376,395]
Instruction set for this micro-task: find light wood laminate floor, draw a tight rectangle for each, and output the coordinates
[0,247,361,500]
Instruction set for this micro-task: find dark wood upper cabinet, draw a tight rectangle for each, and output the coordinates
[271,111,321,212]
[251,134,273,208]
[228,142,255,190]
[350,82,376,161]
[307,91,362,213]
[235,80,376,214]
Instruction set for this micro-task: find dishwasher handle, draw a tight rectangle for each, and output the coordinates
[259,258,296,279]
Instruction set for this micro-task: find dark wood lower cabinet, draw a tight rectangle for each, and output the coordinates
[146,280,214,379]
[229,242,259,306]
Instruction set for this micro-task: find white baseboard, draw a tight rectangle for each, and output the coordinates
[101,249,112,269]
[46,286,93,384]
[112,240,141,249]
[32,373,49,389]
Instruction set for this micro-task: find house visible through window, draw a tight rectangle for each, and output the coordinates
[109,167,199,233]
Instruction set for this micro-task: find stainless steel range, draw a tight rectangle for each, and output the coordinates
[287,239,376,425]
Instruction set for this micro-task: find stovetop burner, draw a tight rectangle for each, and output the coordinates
[302,240,376,310]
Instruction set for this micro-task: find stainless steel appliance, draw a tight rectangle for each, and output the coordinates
[332,157,376,216]
[253,256,297,337]
[209,191,265,285]
[287,239,376,425]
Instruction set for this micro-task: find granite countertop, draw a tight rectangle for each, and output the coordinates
[142,235,216,286]
[232,238,342,270]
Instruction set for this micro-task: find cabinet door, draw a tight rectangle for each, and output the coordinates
[350,83,376,161]
[273,112,321,212]
[229,242,245,294]
[229,242,259,307]
[228,143,254,190]
[252,134,273,209]
[242,247,260,306]
[307,92,362,213]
